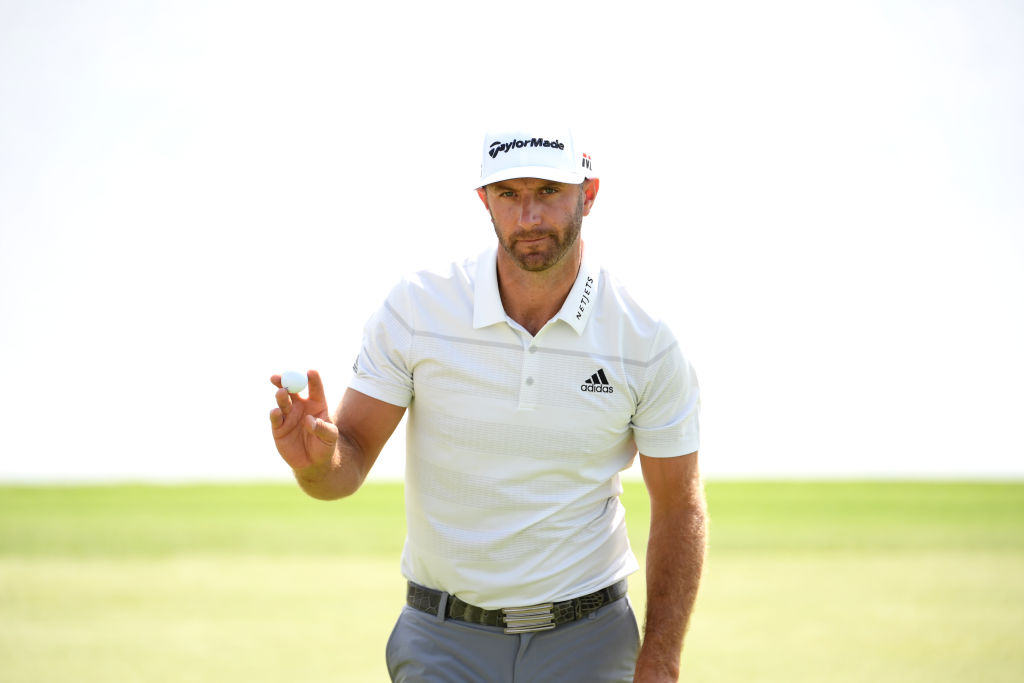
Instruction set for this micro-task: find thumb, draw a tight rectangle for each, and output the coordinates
[304,415,339,446]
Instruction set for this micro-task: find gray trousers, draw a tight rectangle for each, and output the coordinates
[386,594,640,682]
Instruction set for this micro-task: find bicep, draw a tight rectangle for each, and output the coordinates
[639,451,703,513]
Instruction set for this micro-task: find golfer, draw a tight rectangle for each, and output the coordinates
[269,126,706,682]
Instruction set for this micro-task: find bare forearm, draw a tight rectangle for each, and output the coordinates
[635,499,708,681]
[293,431,370,501]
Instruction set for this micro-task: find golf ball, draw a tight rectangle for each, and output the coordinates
[281,370,308,394]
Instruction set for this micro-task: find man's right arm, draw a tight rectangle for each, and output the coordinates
[270,371,406,500]
[297,387,406,500]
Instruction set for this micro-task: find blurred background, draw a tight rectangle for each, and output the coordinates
[2,0,1022,483]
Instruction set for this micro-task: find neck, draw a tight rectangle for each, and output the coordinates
[496,240,583,336]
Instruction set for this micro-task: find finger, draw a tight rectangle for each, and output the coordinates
[305,415,339,446]
[270,374,283,389]
[275,387,294,415]
[269,407,284,430]
[307,369,326,403]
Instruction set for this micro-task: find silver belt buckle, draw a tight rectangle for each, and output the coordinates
[502,603,556,634]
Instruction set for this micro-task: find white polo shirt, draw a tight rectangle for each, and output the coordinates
[349,246,699,609]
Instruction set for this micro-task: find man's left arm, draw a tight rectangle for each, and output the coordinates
[634,451,707,682]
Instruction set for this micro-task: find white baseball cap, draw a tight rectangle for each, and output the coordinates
[477,126,595,188]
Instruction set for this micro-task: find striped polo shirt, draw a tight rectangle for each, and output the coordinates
[349,246,700,609]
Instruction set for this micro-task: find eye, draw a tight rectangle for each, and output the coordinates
[498,190,516,198]
[539,186,559,195]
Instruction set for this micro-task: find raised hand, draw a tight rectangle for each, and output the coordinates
[269,370,339,472]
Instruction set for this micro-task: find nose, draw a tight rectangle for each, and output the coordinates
[518,196,542,229]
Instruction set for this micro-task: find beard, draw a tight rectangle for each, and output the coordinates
[492,190,585,273]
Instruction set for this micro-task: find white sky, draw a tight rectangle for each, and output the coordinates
[1,0,1022,482]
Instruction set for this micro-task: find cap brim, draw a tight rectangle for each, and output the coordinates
[477,165,587,189]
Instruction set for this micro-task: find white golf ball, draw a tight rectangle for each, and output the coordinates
[281,370,308,394]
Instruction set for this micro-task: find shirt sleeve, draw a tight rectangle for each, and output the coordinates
[630,322,701,458]
[348,281,416,408]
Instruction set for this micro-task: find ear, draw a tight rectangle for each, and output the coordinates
[476,187,490,210]
[581,178,600,216]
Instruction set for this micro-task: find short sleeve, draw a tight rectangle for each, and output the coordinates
[348,282,416,408]
[630,323,700,458]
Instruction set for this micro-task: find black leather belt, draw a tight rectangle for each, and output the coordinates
[406,579,628,634]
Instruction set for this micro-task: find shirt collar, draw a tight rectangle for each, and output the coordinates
[473,247,506,329]
[472,245,601,335]
[554,249,599,335]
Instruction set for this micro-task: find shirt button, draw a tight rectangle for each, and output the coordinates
[529,346,537,354]
[525,377,534,386]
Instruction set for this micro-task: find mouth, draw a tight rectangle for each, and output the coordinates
[515,232,553,246]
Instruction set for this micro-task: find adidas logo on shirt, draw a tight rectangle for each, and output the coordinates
[581,368,614,394]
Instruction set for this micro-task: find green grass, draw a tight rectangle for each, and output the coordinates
[1,481,1022,681]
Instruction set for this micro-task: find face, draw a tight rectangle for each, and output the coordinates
[478,177,598,273]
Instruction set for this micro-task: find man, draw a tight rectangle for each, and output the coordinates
[269,126,706,682]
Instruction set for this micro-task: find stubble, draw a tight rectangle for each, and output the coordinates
[492,189,585,273]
